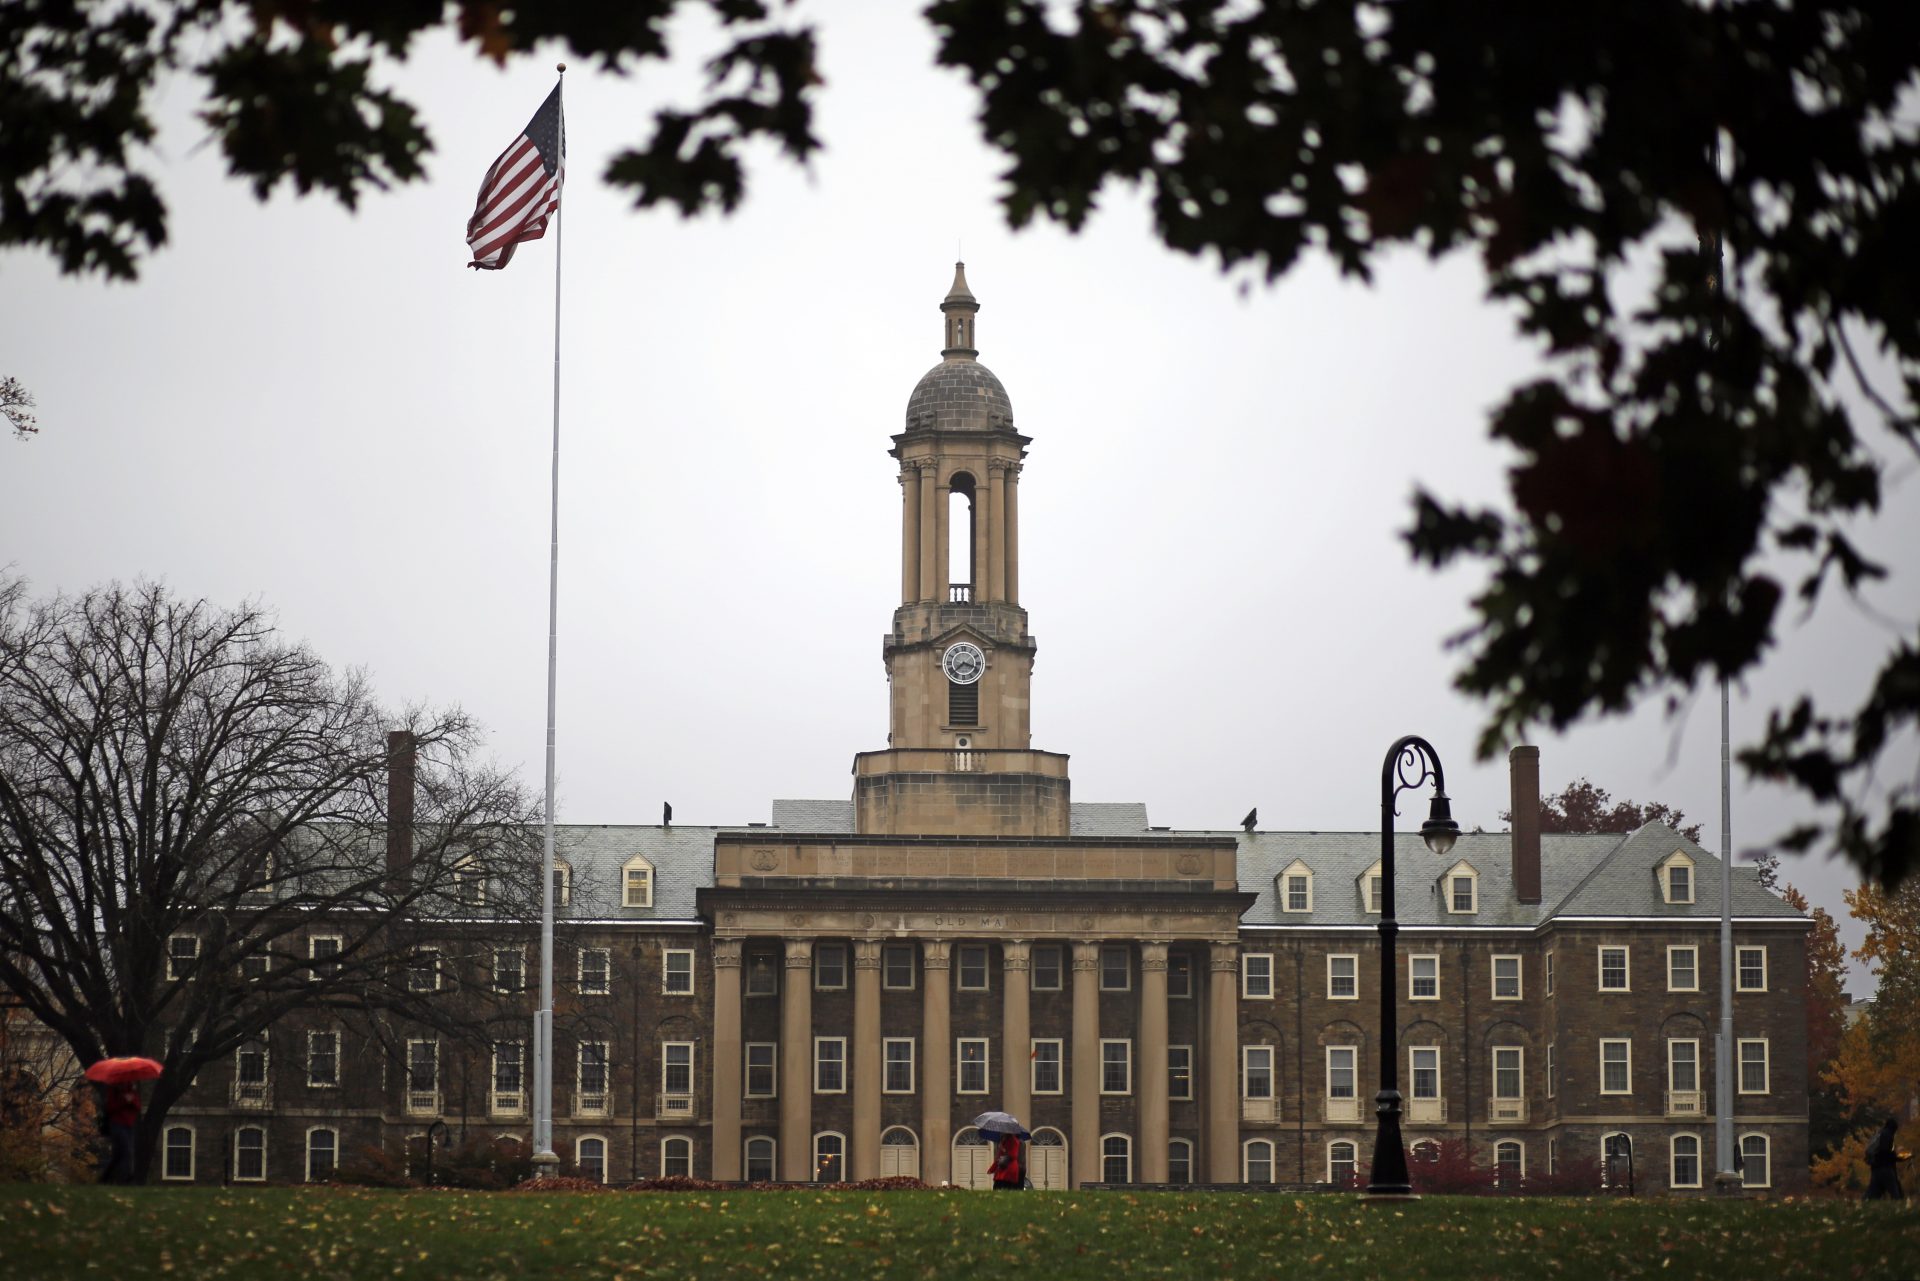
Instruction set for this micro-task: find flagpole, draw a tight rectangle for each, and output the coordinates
[532,62,566,1179]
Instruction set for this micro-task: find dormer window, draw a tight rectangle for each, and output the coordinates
[1659,851,1695,904]
[1443,861,1479,914]
[550,860,572,908]
[622,856,655,908]
[1360,862,1384,914]
[1279,860,1314,913]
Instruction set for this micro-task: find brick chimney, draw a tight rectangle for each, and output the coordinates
[1509,744,1542,904]
[386,729,416,880]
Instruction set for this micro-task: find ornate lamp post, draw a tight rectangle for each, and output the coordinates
[1367,735,1461,1197]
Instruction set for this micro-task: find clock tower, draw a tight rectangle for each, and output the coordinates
[851,264,1071,836]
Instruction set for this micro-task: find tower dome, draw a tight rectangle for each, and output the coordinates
[902,262,1015,433]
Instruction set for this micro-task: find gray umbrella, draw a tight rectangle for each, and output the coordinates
[970,1110,1030,1139]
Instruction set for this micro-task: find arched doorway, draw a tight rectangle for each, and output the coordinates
[1029,1127,1068,1191]
[880,1126,920,1179]
[951,1126,995,1190]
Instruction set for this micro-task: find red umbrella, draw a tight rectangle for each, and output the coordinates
[84,1057,163,1084]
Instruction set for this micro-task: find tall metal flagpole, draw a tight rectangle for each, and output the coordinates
[532,63,566,1178]
[1709,127,1737,1188]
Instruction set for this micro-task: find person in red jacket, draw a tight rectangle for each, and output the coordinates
[991,1133,1023,1190]
[99,1081,140,1184]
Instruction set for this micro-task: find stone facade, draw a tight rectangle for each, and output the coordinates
[157,264,1810,1195]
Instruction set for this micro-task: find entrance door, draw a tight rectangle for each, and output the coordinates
[951,1127,995,1190]
[880,1127,920,1179]
[1029,1128,1068,1190]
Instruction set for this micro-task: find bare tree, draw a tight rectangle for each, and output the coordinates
[0,578,539,1179]
[2,377,35,440]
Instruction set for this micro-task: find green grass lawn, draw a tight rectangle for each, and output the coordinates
[0,1186,1915,1280]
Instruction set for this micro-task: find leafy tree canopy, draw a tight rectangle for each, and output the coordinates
[6,1,1916,883]
[1502,777,1702,845]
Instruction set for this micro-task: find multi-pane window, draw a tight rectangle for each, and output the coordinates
[1668,1040,1699,1093]
[955,945,988,992]
[746,951,778,996]
[1410,1047,1440,1100]
[1736,947,1768,992]
[1546,1043,1556,1099]
[662,1042,695,1097]
[1168,952,1193,998]
[1032,1040,1063,1094]
[1168,1140,1193,1185]
[745,1137,777,1182]
[1449,873,1477,913]
[882,945,915,990]
[1326,1047,1356,1100]
[1667,946,1698,992]
[621,857,654,908]
[745,1043,777,1098]
[1600,1039,1632,1094]
[239,950,270,981]
[493,948,524,993]
[1100,1040,1132,1094]
[1545,951,1555,995]
[1285,872,1311,912]
[233,1127,266,1181]
[550,862,572,907]
[407,1038,439,1108]
[408,949,441,993]
[957,1038,989,1094]
[167,934,199,981]
[492,1041,525,1112]
[1244,1139,1275,1183]
[1366,874,1383,913]
[814,1038,847,1093]
[1328,1140,1358,1185]
[1327,954,1358,999]
[162,1126,194,1180]
[1738,1039,1769,1094]
[1494,1140,1523,1186]
[1100,945,1130,991]
[576,1136,606,1183]
[816,944,849,990]
[1599,946,1630,991]
[309,934,341,982]
[663,949,694,995]
[577,948,610,995]
[1492,1047,1523,1100]
[577,1042,610,1113]
[1409,954,1440,1000]
[306,1030,339,1088]
[883,1039,915,1093]
[235,1037,269,1101]
[814,1133,846,1183]
[1243,953,1274,999]
[1667,862,1692,904]
[1031,946,1063,991]
[1101,1134,1132,1184]
[1492,956,1522,1000]
[1244,1046,1275,1100]
[1603,1134,1633,1187]
[1671,1134,1702,1188]
[1740,1134,1771,1188]
[1169,1045,1193,1101]
[306,1128,337,1182]
[661,1136,692,1178]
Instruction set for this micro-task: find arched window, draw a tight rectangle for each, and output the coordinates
[233,1126,267,1182]
[1410,1140,1440,1165]
[1602,1132,1632,1188]
[1327,1140,1359,1186]
[622,856,655,908]
[1739,1133,1771,1189]
[576,1136,607,1183]
[1670,1133,1702,1189]
[550,860,572,908]
[161,1125,195,1181]
[1101,1133,1132,1184]
[305,1127,337,1183]
[880,1126,920,1179]
[948,473,977,599]
[1493,1140,1524,1187]
[813,1132,845,1183]
[661,1135,692,1179]
[744,1136,776,1182]
[1243,1139,1274,1184]
[1029,1127,1069,1192]
[1168,1138,1193,1185]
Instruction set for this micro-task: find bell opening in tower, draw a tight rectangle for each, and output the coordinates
[948,472,977,603]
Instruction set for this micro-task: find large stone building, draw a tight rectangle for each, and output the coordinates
[162,266,1810,1193]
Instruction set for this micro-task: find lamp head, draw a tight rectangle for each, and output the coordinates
[1420,792,1460,858]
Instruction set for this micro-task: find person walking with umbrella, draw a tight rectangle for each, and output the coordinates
[972,1111,1028,1192]
[85,1057,162,1185]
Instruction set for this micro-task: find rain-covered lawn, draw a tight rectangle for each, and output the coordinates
[1,1185,1914,1280]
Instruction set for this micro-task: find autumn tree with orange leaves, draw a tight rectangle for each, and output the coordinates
[1812,881,1920,1193]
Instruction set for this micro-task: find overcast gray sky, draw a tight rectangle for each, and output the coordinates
[4,3,1915,992]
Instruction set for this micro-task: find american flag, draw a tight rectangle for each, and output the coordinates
[466,83,565,270]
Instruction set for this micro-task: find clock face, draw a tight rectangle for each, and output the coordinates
[942,641,986,685]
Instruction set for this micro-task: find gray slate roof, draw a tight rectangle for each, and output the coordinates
[904,357,1014,432]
